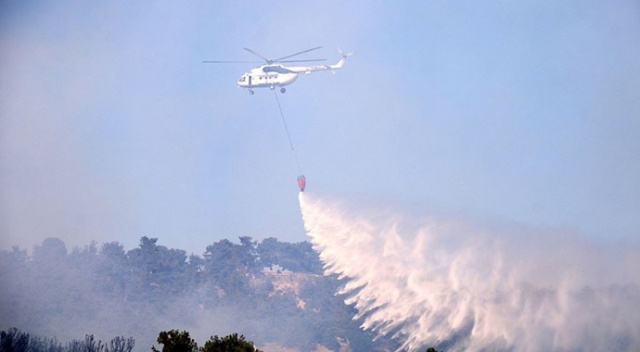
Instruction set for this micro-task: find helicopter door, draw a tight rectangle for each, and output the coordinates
[248,76,252,86]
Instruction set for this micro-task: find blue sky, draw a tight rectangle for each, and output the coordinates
[1,1,639,255]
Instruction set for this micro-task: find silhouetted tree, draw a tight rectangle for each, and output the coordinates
[66,335,104,352]
[200,333,262,352]
[0,328,29,352]
[28,335,63,352]
[151,330,197,352]
[106,336,135,352]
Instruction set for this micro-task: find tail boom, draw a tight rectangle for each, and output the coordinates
[288,50,351,74]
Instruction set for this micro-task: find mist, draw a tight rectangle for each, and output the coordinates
[300,192,640,351]
[0,236,386,352]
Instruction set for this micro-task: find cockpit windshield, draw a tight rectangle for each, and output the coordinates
[239,76,246,83]
[263,65,291,74]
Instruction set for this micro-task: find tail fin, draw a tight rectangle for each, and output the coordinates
[332,48,354,70]
[338,48,355,58]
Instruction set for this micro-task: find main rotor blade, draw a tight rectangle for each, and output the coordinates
[202,60,263,63]
[276,59,327,63]
[275,46,323,62]
[243,47,270,62]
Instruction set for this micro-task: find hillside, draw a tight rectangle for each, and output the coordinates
[0,237,397,352]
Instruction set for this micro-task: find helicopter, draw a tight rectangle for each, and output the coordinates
[203,47,351,94]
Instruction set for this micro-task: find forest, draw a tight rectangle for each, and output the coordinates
[0,236,400,352]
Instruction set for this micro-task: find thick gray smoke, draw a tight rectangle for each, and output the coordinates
[300,193,640,351]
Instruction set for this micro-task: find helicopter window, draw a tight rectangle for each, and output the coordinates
[264,66,288,74]
[239,76,246,82]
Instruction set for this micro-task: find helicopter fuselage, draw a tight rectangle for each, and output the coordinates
[236,54,348,94]
[237,65,299,90]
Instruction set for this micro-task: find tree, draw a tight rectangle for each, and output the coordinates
[98,242,128,298]
[256,238,322,273]
[152,330,197,352]
[127,237,193,301]
[32,238,68,261]
[66,335,104,352]
[238,237,259,271]
[0,328,30,352]
[202,238,260,297]
[106,336,135,352]
[200,334,262,352]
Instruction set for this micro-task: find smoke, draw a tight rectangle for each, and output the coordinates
[299,193,640,351]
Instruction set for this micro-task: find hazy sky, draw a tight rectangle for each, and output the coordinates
[2,1,639,255]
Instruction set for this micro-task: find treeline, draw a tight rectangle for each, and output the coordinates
[0,327,260,352]
[1,327,443,352]
[0,328,135,352]
[0,237,396,351]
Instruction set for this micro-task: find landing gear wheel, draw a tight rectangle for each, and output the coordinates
[269,85,275,90]
[280,87,286,94]
[248,90,254,95]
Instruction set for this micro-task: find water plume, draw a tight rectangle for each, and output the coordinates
[299,192,640,351]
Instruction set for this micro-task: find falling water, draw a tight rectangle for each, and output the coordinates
[299,192,640,351]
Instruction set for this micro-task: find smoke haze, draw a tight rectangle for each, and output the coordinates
[3,1,640,255]
[300,192,640,351]
[0,236,383,352]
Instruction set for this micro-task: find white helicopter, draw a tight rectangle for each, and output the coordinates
[203,47,351,94]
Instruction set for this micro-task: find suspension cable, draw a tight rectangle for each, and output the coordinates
[273,90,303,175]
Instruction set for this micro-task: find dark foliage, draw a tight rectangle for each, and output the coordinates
[200,333,262,352]
[0,328,29,352]
[151,330,197,352]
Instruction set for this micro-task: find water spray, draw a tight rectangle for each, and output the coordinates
[299,193,640,351]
